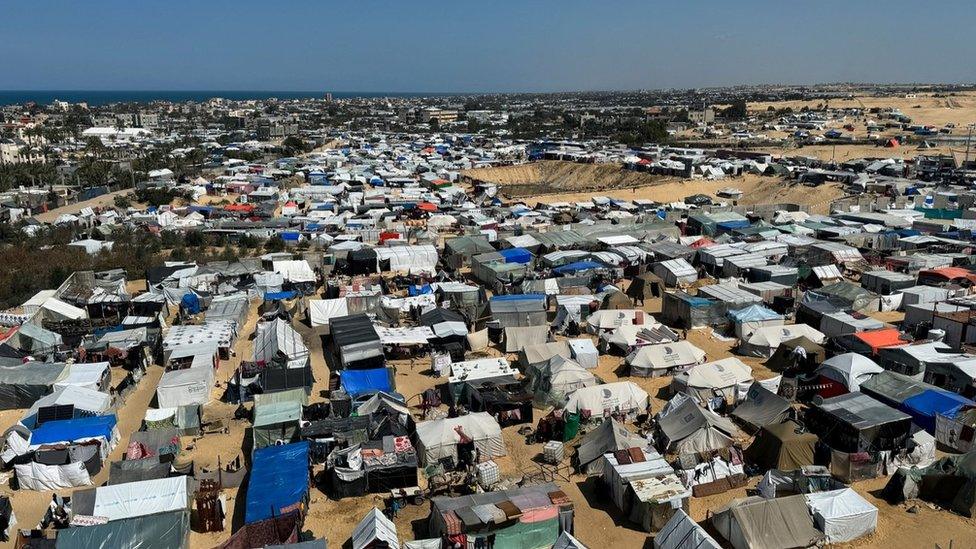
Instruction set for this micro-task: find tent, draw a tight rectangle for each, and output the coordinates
[815,353,883,397]
[626,272,664,303]
[573,418,646,475]
[711,495,823,549]
[414,412,505,466]
[731,382,791,432]
[671,357,753,405]
[764,336,825,372]
[340,368,394,398]
[245,441,310,524]
[654,509,721,549]
[156,366,214,408]
[502,325,550,353]
[0,362,68,410]
[657,394,743,455]
[728,304,784,339]
[626,341,706,377]
[55,510,190,549]
[21,385,111,430]
[567,338,598,369]
[805,488,878,543]
[563,382,650,418]
[352,507,399,549]
[308,298,349,328]
[330,314,384,370]
[252,399,302,450]
[56,362,110,392]
[528,355,597,407]
[901,389,974,433]
[253,318,310,369]
[744,420,818,471]
[71,476,190,522]
[489,294,547,328]
[740,324,825,358]
[600,448,689,532]
[553,531,589,549]
[806,392,912,453]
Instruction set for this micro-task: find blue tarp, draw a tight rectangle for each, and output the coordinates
[900,389,974,433]
[30,415,117,445]
[728,304,782,322]
[264,290,298,301]
[408,284,433,296]
[553,260,606,275]
[498,247,533,264]
[340,368,393,397]
[281,232,301,241]
[181,293,201,314]
[245,441,310,524]
[716,220,751,230]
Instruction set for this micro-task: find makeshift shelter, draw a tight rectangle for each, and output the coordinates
[55,510,190,549]
[307,298,349,329]
[502,325,550,353]
[352,507,399,549]
[739,324,825,358]
[70,476,190,522]
[0,362,68,410]
[814,353,884,397]
[807,392,912,453]
[626,272,664,303]
[21,385,111,430]
[764,336,826,373]
[731,382,791,432]
[414,412,505,466]
[626,341,706,377]
[340,368,395,399]
[528,355,597,407]
[252,399,303,450]
[728,304,784,339]
[711,495,823,549]
[563,382,649,419]
[253,318,310,369]
[330,314,384,370]
[600,448,690,532]
[805,488,878,544]
[654,509,721,549]
[901,388,974,433]
[156,365,215,408]
[671,357,753,405]
[489,294,547,328]
[573,418,646,475]
[657,394,744,455]
[744,421,818,472]
[245,441,310,524]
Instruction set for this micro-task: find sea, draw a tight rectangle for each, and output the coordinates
[0,90,458,106]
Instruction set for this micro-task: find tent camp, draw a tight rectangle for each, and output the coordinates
[654,509,721,549]
[671,357,753,405]
[815,353,884,397]
[711,495,824,549]
[805,488,878,544]
[626,341,706,377]
[573,418,647,475]
[739,324,826,358]
[744,420,818,471]
[563,382,650,419]
[414,412,505,466]
[731,382,791,432]
[657,394,744,455]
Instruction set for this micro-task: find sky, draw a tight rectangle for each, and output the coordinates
[1,1,974,93]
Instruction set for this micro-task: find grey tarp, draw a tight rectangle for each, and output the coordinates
[0,362,68,410]
[55,509,190,549]
[730,382,791,431]
[503,325,550,353]
[654,509,720,549]
[574,418,646,475]
[658,394,741,455]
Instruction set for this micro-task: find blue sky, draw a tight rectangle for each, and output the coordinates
[1,1,973,92]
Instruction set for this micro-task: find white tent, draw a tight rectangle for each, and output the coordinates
[530,355,597,405]
[815,353,884,393]
[156,366,214,408]
[627,341,706,377]
[307,298,349,327]
[414,412,505,466]
[564,382,650,417]
[374,244,438,273]
[55,362,109,392]
[671,357,753,405]
[39,298,88,321]
[253,318,309,369]
[352,507,399,549]
[87,476,190,522]
[654,509,721,549]
[22,386,111,429]
[272,259,316,283]
[804,488,878,543]
[740,324,826,357]
[567,338,599,369]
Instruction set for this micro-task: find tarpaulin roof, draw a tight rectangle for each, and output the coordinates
[245,441,310,524]
[853,328,906,354]
[728,304,782,323]
[553,260,606,275]
[340,368,393,397]
[497,247,532,264]
[901,389,974,433]
[55,510,190,549]
[31,414,116,446]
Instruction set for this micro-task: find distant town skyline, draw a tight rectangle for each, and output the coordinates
[2,1,974,93]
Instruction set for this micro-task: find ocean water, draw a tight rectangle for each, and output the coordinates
[0,90,457,106]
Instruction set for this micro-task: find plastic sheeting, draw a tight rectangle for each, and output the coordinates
[654,509,720,549]
[415,412,505,466]
[805,488,878,543]
[30,415,117,447]
[307,299,349,327]
[563,382,649,416]
[340,368,393,398]
[15,461,91,490]
[245,442,310,524]
[55,510,190,549]
[89,476,189,522]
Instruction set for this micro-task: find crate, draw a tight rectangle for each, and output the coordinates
[543,441,564,464]
[476,460,500,487]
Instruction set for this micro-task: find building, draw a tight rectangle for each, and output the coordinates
[688,108,715,124]
[421,108,459,125]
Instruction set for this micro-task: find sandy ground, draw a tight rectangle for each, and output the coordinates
[33,189,135,223]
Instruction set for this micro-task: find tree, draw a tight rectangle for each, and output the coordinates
[264,235,286,253]
[721,99,748,120]
[281,136,308,156]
